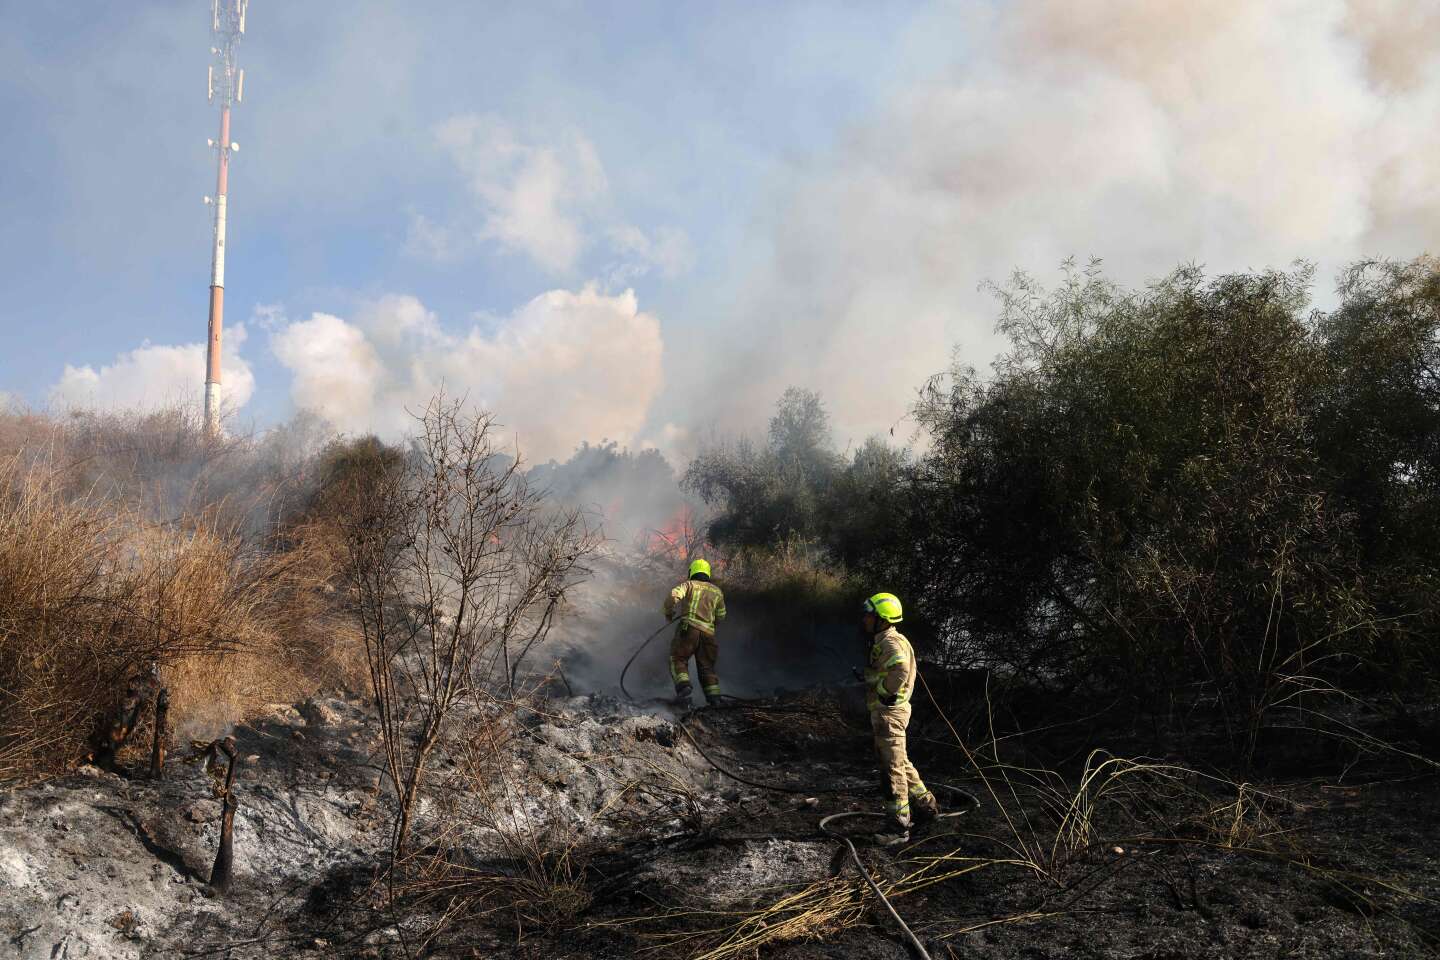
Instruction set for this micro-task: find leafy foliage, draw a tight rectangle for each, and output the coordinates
[899,259,1440,754]
[683,387,906,570]
[687,259,1440,758]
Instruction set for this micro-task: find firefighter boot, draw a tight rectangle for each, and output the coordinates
[877,796,911,844]
[877,813,911,844]
[674,683,693,704]
[911,791,941,831]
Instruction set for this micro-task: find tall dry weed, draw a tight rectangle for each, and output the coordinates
[0,409,363,782]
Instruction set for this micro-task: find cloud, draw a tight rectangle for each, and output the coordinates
[271,313,385,428]
[409,114,696,283]
[413,115,609,274]
[402,210,464,263]
[270,288,664,462]
[686,0,1440,442]
[47,325,256,414]
[606,224,696,284]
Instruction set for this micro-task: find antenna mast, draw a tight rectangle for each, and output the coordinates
[203,0,248,438]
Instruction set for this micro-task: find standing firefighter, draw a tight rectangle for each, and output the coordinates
[862,592,940,836]
[664,559,727,705]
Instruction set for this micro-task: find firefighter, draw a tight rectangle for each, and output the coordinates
[862,592,940,836]
[663,558,727,705]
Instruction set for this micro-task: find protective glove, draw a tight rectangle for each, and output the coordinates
[877,690,900,707]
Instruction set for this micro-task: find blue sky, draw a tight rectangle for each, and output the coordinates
[1,1,1436,460]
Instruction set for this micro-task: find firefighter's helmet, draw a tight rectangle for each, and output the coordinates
[863,592,903,624]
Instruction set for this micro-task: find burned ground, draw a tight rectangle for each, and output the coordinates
[1,686,1437,959]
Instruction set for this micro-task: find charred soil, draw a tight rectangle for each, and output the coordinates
[2,688,1437,959]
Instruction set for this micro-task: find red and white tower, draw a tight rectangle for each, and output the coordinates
[203,0,249,438]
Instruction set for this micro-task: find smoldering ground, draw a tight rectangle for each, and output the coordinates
[541,554,861,701]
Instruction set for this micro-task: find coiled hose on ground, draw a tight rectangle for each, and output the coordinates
[619,624,982,959]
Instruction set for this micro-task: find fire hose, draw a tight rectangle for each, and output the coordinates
[619,621,676,703]
[619,620,765,705]
[679,714,977,960]
[620,626,978,958]
[814,785,980,960]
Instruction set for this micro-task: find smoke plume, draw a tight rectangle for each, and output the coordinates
[684,0,1440,443]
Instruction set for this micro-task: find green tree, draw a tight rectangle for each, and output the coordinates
[899,259,1440,757]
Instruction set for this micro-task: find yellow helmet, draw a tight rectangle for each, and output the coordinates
[863,592,903,624]
[689,558,712,579]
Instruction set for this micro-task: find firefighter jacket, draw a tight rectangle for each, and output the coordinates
[865,625,915,712]
[664,578,727,636]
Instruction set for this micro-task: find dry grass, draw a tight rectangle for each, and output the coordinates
[607,838,1011,960]
[0,408,364,782]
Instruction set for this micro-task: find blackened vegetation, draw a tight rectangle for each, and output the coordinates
[206,736,239,894]
[90,666,165,773]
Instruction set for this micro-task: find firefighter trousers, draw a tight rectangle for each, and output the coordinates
[871,703,929,820]
[669,623,720,696]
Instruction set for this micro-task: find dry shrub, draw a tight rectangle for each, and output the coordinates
[156,526,366,741]
[707,534,863,638]
[923,677,1301,884]
[0,409,62,465]
[344,395,598,858]
[628,837,1006,960]
[0,409,363,782]
[20,405,333,537]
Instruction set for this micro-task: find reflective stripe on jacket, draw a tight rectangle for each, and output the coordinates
[663,579,726,635]
[865,625,915,711]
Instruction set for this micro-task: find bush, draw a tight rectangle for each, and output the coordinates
[680,259,1440,762]
[683,389,908,582]
[899,259,1440,757]
[339,395,599,857]
[684,388,842,550]
[0,408,365,783]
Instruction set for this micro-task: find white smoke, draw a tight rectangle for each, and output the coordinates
[270,287,664,462]
[688,0,1440,441]
[1344,0,1440,92]
[47,325,256,414]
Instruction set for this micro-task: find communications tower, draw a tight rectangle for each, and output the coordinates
[203,0,249,438]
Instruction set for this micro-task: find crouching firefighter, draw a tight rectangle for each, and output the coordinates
[862,592,940,837]
[664,559,727,706]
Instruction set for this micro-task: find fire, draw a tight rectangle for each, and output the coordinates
[637,505,723,572]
